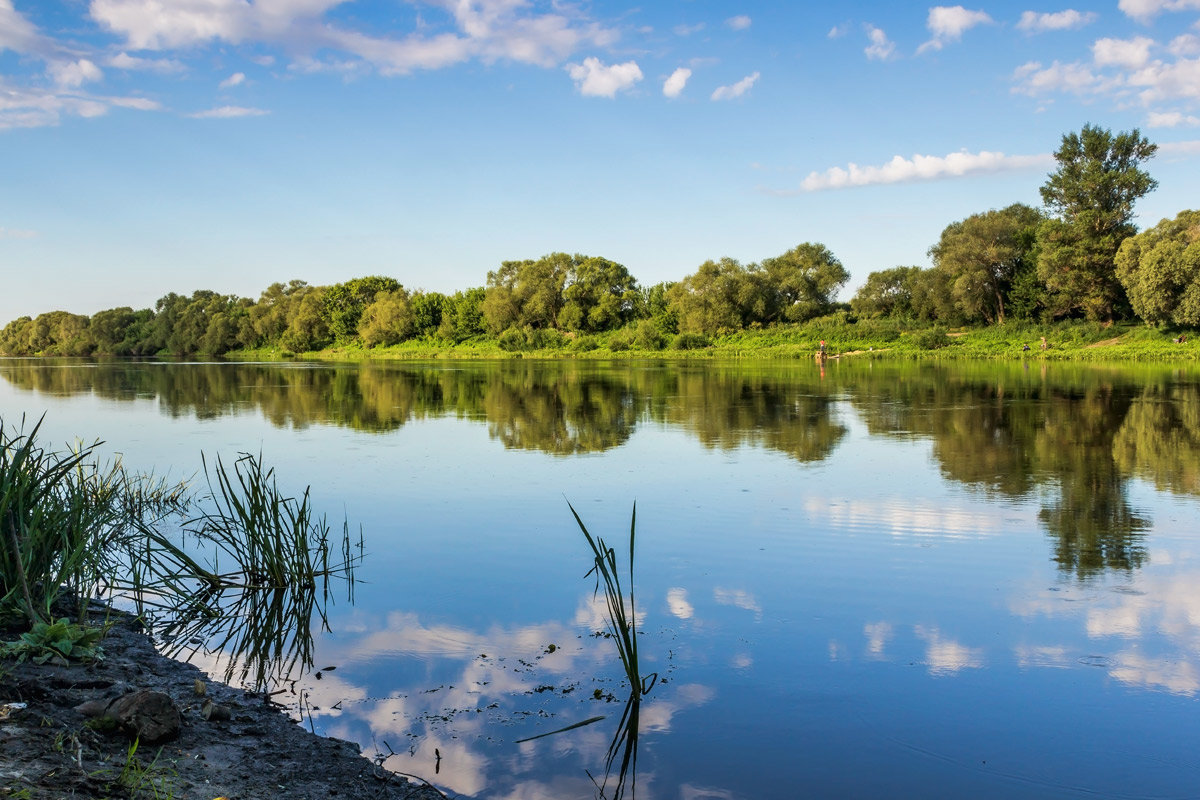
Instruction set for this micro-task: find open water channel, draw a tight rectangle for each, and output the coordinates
[2,357,1199,799]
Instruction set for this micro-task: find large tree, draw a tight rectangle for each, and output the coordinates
[1115,209,1200,326]
[559,256,640,333]
[760,242,849,323]
[667,257,770,335]
[482,254,571,334]
[850,266,922,318]
[1036,124,1157,321]
[323,276,402,341]
[928,203,1043,324]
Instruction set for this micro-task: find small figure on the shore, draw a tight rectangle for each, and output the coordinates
[1040,336,1047,351]
[1175,334,1188,344]
[1022,344,1030,351]
[819,339,827,355]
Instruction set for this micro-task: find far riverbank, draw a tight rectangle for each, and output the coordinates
[228,320,1198,364]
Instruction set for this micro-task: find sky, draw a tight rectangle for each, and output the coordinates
[2,0,1200,323]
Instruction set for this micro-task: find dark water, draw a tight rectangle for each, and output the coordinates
[3,357,1200,799]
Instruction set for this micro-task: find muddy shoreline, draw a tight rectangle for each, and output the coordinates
[0,610,447,800]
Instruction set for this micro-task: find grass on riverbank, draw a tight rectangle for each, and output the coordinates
[227,319,1200,363]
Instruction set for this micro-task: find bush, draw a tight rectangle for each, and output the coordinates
[633,320,667,351]
[608,330,634,352]
[497,327,529,352]
[914,328,951,350]
[671,332,710,350]
[528,328,566,350]
[570,335,599,352]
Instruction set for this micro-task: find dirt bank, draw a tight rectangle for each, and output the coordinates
[0,610,446,800]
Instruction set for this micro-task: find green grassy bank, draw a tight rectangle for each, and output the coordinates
[228,319,1199,363]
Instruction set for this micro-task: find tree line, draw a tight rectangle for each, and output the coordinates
[2,124,1196,357]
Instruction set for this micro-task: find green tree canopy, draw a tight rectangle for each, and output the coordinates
[1115,210,1200,326]
[928,203,1043,325]
[324,276,402,341]
[482,254,571,334]
[760,242,849,323]
[850,266,922,318]
[559,256,641,333]
[667,257,770,335]
[1036,124,1157,321]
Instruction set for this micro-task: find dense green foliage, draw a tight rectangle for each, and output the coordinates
[1115,210,1200,327]
[1035,124,1158,321]
[1,125,1193,359]
[927,203,1043,324]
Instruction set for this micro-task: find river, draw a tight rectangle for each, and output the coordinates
[2,357,1199,799]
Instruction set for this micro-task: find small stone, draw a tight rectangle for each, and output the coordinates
[106,690,181,744]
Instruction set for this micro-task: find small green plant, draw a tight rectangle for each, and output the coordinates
[1,617,106,664]
[568,501,656,699]
[96,738,177,800]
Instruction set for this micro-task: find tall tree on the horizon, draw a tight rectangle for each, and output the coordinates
[1036,124,1157,321]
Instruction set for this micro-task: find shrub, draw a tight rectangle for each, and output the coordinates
[671,332,710,350]
[608,330,634,352]
[633,320,667,351]
[914,328,951,350]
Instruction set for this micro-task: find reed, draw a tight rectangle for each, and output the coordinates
[189,452,358,591]
[1,414,358,694]
[0,416,189,627]
[568,501,656,699]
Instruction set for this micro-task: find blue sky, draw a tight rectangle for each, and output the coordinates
[2,0,1199,323]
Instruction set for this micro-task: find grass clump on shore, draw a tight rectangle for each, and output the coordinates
[0,415,358,686]
[0,415,189,630]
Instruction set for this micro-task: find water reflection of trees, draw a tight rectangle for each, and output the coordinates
[847,364,1171,579]
[0,359,847,463]
[653,368,847,463]
[4,359,1198,578]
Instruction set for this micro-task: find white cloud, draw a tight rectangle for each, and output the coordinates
[47,59,104,88]
[219,72,246,88]
[1170,33,1200,56]
[710,71,759,100]
[1128,56,1200,103]
[864,24,896,61]
[0,82,111,129]
[1160,138,1200,154]
[106,96,161,110]
[726,15,751,31]
[828,23,850,39]
[714,587,761,616]
[188,105,270,118]
[108,52,186,73]
[566,57,642,97]
[674,22,705,36]
[914,625,984,675]
[0,0,47,55]
[918,5,993,54]
[1119,0,1200,22]
[89,0,616,76]
[1093,36,1155,69]
[666,587,693,619]
[798,148,1053,191]
[1016,9,1097,32]
[0,227,37,239]
[1011,59,1104,95]
[663,67,691,98]
[864,622,893,657]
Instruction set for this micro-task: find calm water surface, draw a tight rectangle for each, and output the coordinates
[3,357,1200,799]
